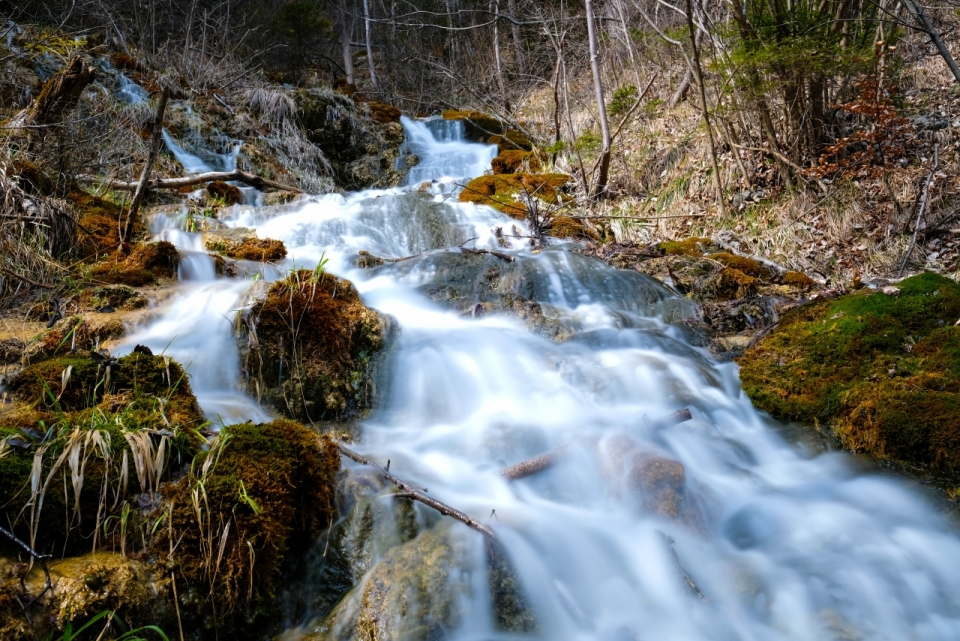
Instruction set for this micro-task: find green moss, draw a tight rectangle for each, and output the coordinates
[711,253,769,278]
[459,173,571,219]
[738,273,960,468]
[658,237,714,256]
[156,419,339,623]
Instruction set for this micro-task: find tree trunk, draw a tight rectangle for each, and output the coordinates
[124,89,170,243]
[585,0,612,197]
[492,0,508,110]
[363,0,380,92]
[340,1,355,85]
[508,0,524,72]
[685,0,726,215]
[899,0,960,84]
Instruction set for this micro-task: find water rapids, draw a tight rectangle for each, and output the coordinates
[116,115,960,640]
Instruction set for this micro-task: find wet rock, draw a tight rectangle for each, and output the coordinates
[240,270,395,421]
[354,250,384,269]
[262,190,304,206]
[0,552,173,641]
[206,179,243,205]
[739,272,960,469]
[306,526,471,641]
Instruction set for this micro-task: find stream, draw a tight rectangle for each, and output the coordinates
[118,117,960,640]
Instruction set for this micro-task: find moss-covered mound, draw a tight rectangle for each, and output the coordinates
[242,270,387,421]
[0,352,204,557]
[155,419,339,627]
[223,237,288,261]
[8,351,205,426]
[90,240,179,286]
[491,149,542,175]
[69,190,147,257]
[207,179,243,205]
[738,273,960,468]
[459,173,571,219]
[441,109,507,141]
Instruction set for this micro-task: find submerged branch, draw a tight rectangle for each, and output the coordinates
[77,170,302,193]
[501,408,693,481]
[337,443,501,542]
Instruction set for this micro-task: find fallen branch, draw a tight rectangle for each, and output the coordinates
[659,530,706,601]
[1,267,52,289]
[461,247,516,262]
[337,443,500,542]
[898,145,938,278]
[500,409,693,481]
[77,170,302,194]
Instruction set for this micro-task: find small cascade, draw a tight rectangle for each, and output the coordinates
[398,115,497,185]
[120,114,960,640]
[162,128,240,174]
[116,74,149,104]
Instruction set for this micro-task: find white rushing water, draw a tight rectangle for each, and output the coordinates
[124,116,960,640]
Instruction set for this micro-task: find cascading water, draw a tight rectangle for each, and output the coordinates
[125,117,960,640]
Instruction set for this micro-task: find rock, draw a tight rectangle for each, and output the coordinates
[713,334,753,353]
[262,190,303,206]
[206,179,243,205]
[738,272,960,469]
[354,250,384,268]
[240,270,395,421]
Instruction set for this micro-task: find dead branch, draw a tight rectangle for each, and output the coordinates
[337,443,501,542]
[500,409,693,481]
[124,89,170,242]
[461,247,516,262]
[0,267,52,288]
[0,525,52,606]
[77,170,302,194]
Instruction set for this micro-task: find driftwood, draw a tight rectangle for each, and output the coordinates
[77,170,302,194]
[500,408,693,481]
[337,443,500,542]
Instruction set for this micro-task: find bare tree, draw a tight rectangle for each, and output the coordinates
[585,0,612,197]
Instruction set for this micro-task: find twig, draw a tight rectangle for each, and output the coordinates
[461,247,515,262]
[500,409,693,481]
[0,267,52,288]
[658,530,706,601]
[76,170,302,193]
[898,145,938,278]
[0,525,52,605]
[336,443,501,542]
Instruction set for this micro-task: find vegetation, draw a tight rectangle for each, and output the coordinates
[739,273,960,468]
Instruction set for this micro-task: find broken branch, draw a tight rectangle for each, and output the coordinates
[77,170,302,194]
[337,443,501,542]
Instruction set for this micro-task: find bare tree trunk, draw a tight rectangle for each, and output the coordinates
[124,89,170,243]
[363,0,380,92]
[899,0,960,84]
[508,0,524,72]
[340,1,355,85]
[492,0,508,110]
[585,0,612,197]
[685,0,726,215]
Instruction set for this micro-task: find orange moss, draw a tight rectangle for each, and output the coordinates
[459,173,571,219]
[550,216,586,239]
[658,237,713,257]
[332,77,358,96]
[369,101,402,123]
[492,150,542,175]
[223,237,288,262]
[711,252,768,278]
[206,180,243,205]
[10,157,52,195]
[783,270,816,289]
[90,241,179,285]
[110,51,146,73]
[702,268,758,301]
[245,270,384,421]
[69,190,145,257]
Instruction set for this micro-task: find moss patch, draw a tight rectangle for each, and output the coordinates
[155,419,339,623]
[658,237,715,257]
[368,101,401,124]
[243,270,386,421]
[738,273,960,468]
[442,109,507,141]
[69,190,145,257]
[459,173,571,219]
[90,241,179,286]
[491,150,542,175]
[206,180,243,205]
[222,237,287,262]
[711,253,769,278]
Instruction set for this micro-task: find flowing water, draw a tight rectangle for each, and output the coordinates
[122,116,960,640]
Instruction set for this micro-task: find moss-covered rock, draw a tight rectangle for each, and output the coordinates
[153,419,340,629]
[491,149,542,175]
[459,173,572,218]
[241,270,391,422]
[206,179,243,205]
[69,190,147,257]
[441,109,507,141]
[90,241,179,286]
[738,272,960,468]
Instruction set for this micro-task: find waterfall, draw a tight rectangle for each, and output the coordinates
[120,116,960,640]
